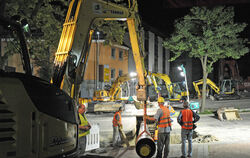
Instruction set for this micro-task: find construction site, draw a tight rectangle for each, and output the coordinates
[1,0,250,158]
[83,98,250,158]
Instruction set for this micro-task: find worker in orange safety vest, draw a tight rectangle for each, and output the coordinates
[112,106,123,147]
[144,97,172,158]
[177,101,200,158]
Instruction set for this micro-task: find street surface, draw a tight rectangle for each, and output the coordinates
[84,98,250,158]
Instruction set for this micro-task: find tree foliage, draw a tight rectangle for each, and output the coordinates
[2,0,129,80]
[3,0,68,80]
[93,20,127,45]
[163,6,249,111]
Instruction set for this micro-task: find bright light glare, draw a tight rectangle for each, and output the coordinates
[180,72,185,77]
[178,66,182,71]
[130,72,137,77]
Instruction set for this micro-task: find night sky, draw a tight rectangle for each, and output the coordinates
[137,0,250,79]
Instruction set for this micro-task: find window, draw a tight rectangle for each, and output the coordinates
[111,48,116,59]
[163,48,166,74]
[153,35,158,72]
[119,50,123,60]
[144,30,149,52]
[144,30,149,70]
[119,69,123,76]
[111,68,116,79]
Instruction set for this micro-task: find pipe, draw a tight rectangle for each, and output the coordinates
[135,122,156,158]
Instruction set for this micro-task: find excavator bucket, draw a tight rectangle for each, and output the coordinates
[217,107,242,121]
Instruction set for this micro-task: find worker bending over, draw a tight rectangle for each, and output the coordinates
[112,106,123,147]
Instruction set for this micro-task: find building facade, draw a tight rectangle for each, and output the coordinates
[125,24,171,96]
[80,40,129,98]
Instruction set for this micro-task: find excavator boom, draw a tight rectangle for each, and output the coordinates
[52,0,146,101]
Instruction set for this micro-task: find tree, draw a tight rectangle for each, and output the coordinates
[2,0,129,80]
[163,6,249,112]
[2,0,68,80]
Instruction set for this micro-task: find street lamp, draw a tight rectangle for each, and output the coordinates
[130,72,137,77]
[95,31,100,90]
[178,64,189,103]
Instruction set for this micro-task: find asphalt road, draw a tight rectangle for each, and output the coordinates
[83,98,250,157]
[84,109,250,158]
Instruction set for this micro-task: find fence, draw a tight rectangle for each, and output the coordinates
[86,123,100,151]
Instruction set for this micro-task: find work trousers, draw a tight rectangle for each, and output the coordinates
[113,126,121,147]
[156,132,170,158]
[181,128,193,157]
[78,136,86,157]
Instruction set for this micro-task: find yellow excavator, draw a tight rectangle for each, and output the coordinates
[93,73,134,101]
[0,16,78,158]
[1,0,152,157]
[193,78,240,100]
[148,72,187,102]
[53,0,157,157]
[52,0,146,102]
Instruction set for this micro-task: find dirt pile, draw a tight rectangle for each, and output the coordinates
[193,131,219,143]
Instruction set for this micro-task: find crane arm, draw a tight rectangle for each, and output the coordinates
[52,0,146,101]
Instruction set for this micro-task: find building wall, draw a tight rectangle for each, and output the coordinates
[148,31,155,72]
[80,40,129,98]
[82,27,171,98]
[158,37,163,73]
[143,29,170,75]
[84,41,128,81]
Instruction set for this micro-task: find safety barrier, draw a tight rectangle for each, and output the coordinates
[86,123,100,151]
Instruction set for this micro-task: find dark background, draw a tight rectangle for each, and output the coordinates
[137,0,250,79]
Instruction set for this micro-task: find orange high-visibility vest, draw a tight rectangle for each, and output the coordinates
[113,111,121,127]
[181,109,193,129]
[158,106,171,128]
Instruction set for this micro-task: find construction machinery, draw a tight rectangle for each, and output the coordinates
[0,16,78,157]
[52,0,155,157]
[93,73,134,102]
[216,107,242,121]
[147,72,187,102]
[193,78,240,100]
[1,0,156,157]
[52,0,146,102]
[219,59,250,97]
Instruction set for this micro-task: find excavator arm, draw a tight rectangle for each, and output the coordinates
[109,73,133,100]
[52,0,146,101]
[193,78,220,98]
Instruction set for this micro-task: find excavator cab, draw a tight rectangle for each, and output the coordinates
[169,82,187,101]
[0,16,78,157]
[220,79,237,94]
[193,78,240,100]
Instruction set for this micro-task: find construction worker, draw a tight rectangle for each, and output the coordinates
[112,106,123,147]
[177,101,200,158]
[144,97,172,158]
[78,103,91,156]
